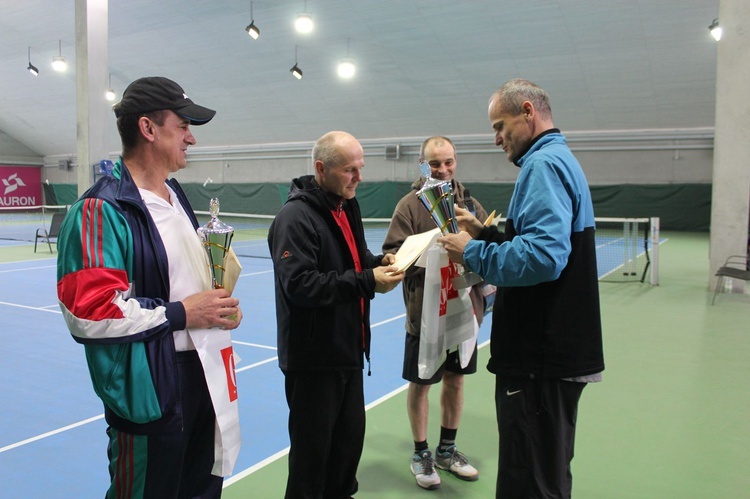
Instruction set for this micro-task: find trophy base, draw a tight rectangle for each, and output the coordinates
[452,271,484,289]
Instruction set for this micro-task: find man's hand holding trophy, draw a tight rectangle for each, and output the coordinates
[198,198,241,321]
[415,162,483,289]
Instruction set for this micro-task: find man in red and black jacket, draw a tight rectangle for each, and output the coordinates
[268,131,403,498]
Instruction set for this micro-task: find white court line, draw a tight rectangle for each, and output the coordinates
[0,301,61,313]
[224,448,291,487]
[0,414,105,454]
[235,356,278,373]
[0,269,271,314]
[240,270,273,276]
[229,316,405,356]
[1,343,278,453]
[230,314,405,372]
[0,313,413,460]
[371,313,405,327]
[225,336,492,485]
[0,264,56,274]
[233,340,277,350]
[222,385,416,488]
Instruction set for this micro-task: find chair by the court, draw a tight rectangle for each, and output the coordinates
[712,255,750,305]
[34,212,65,253]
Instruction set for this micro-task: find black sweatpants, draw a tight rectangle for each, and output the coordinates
[495,375,586,499]
[284,370,365,499]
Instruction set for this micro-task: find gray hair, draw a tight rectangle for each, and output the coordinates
[312,131,350,169]
[491,79,552,119]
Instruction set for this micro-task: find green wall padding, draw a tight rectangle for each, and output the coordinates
[42,182,58,205]
[351,182,412,218]
[590,184,711,231]
[461,183,516,218]
[52,182,712,231]
[182,183,286,215]
[51,184,78,206]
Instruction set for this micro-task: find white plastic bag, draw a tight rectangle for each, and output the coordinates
[189,328,242,476]
[418,242,479,379]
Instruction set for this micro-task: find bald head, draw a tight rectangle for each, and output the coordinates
[313,131,365,199]
[313,131,360,168]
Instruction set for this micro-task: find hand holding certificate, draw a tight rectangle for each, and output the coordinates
[388,228,441,275]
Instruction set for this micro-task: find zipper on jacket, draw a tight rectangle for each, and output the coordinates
[336,198,344,218]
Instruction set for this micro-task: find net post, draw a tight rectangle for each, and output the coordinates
[622,220,629,275]
[649,217,660,286]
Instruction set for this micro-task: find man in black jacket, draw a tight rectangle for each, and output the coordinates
[268,131,403,498]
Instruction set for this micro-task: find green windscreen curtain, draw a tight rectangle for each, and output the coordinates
[52,182,712,231]
[50,184,78,206]
[590,184,711,231]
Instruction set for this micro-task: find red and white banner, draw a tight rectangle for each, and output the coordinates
[0,166,42,207]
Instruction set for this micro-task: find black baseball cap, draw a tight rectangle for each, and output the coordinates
[113,76,216,125]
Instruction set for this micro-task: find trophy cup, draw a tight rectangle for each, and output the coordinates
[197,198,235,290]
[415,162,483,289]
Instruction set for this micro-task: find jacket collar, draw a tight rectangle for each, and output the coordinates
[113,157,144,206]
[514,128,560,167]
[288,174,348,214]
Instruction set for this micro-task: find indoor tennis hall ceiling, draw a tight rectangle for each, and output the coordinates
[0,0,721,157]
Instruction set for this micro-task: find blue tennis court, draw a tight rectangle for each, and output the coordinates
[0,247,494,498]
[0,222,659,497]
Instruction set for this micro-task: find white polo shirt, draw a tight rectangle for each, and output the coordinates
[139,184,211,351]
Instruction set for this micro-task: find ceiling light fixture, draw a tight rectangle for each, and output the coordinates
[337,38,356,79]
[708,18,722,41]
[295,0,313,34]
[105,73,116,101]
[245,1,260,40]
[52,39,67,72]
[290,45,303,80]
[27,46,39,76]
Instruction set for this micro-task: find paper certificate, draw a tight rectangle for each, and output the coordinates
[222,248,242,295]
[389,228,441,274]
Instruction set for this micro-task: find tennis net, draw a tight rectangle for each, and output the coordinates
[195,211,393,262]
[595,217,659,285]
[1,207,658,286]
[0,205,69,243]
[491,216,658,285]
[197,212,659,285]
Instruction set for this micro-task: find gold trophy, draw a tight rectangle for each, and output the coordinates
[416,163,483,289]
[197,198,235,290]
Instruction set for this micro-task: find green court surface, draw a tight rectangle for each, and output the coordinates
[224,232,750,498]
[0,243,61,263]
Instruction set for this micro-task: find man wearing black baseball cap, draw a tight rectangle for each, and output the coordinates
[114,76,216,125]
[57,77,243,498]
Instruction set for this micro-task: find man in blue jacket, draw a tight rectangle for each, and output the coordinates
[268,131,403,498]
[439,79,604,498]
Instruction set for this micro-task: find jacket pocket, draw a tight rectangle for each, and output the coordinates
[84,342,162,424]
